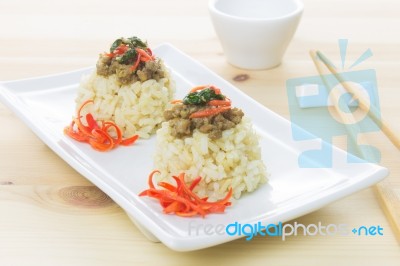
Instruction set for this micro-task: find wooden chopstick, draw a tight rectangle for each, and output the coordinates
[315,50,400,150]
[309,50,400,243]
[309,50,374,160]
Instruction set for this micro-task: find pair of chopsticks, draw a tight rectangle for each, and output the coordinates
[309,50,400,242]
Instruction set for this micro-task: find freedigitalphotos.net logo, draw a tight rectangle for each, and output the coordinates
[286,39,381,168]
[188,221,384,241]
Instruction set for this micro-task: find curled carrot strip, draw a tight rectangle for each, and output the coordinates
[147,170,160,189]
[63,121,87,142]
[102,121,122,145]
[129,47,155,71]
[120,135,139,146]
[189,106,231,119]
[64,100,139,151]
[106,44,129,58]
[130,53,141,71]
[189,176,202,191]
[136,48,153,61]
[139,171,232,218]
[89,129,114,151]
[207,99,231,106]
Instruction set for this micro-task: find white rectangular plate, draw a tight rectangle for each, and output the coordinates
[0,43,388,251]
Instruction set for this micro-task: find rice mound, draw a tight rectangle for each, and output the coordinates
[75,67,175,138]
[154,116,268,200]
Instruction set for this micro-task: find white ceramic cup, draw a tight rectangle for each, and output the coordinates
[209,0,304,70]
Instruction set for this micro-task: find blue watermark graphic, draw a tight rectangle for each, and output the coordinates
[286,39,381,168]
[187,221,384,241]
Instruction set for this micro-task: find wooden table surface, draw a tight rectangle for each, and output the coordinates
[1,0,399,265]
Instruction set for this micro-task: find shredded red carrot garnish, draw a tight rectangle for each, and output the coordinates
[106,44,129,57]
[139,171,232,218]
[207,99,231,106]
[64,100,139,151]
[189,106,231,119]
[130,52,141,71]
[136,48,154,61]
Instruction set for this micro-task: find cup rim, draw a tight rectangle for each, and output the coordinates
[209,0,304,21]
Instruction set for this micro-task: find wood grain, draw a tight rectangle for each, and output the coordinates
[1,0,400,265]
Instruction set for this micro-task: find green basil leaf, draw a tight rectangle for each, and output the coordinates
[110,38,123,52]
[126,36,147,49]
[118,48,137,64]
